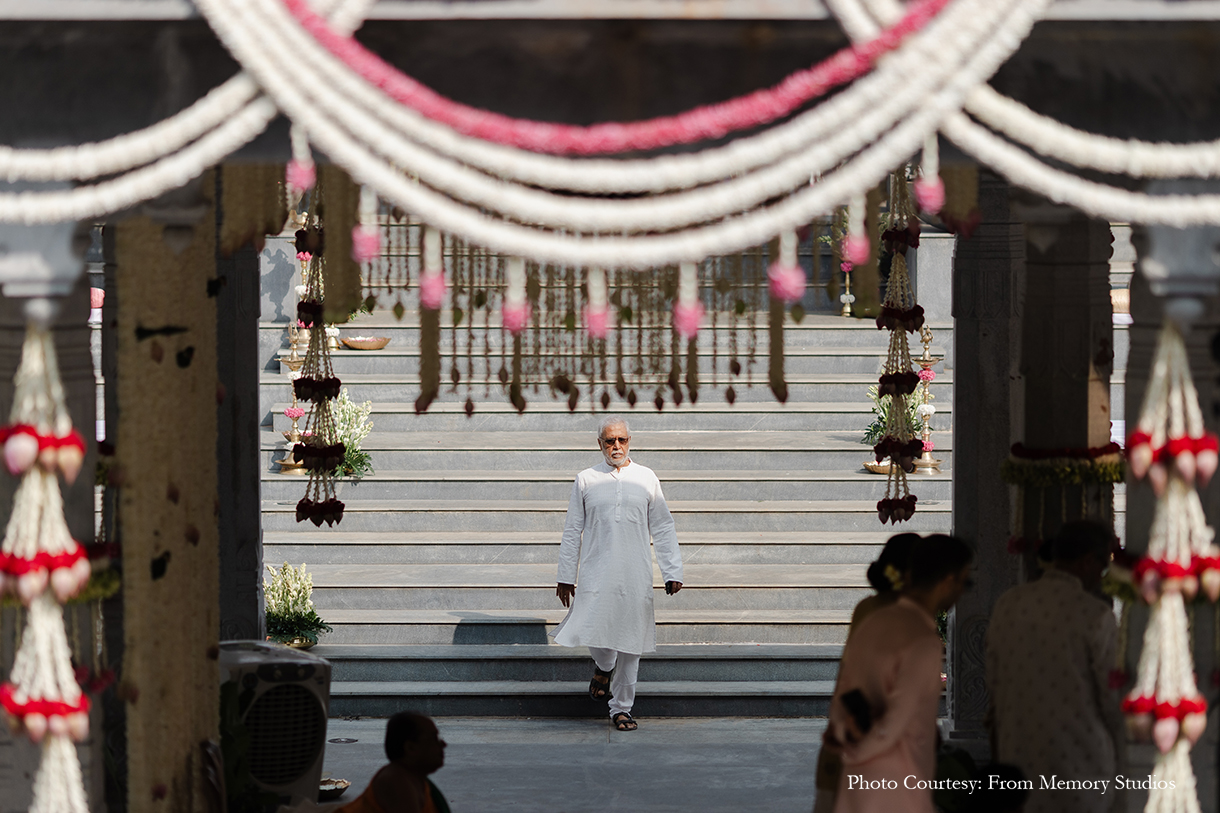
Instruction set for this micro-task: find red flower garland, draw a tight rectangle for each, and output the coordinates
[1132,554,1220,582]
[0,683,90,719]
[1127,431,1218,463]
[0,545,85,576]
[1121,695,1208,721]
[0,425,85,454]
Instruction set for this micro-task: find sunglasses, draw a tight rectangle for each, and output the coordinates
[601,436,630,446]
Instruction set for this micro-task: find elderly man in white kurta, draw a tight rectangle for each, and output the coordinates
[550,417,683,731]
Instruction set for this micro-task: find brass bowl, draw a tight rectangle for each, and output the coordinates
[342,337,390,351]
[319,779,351,801]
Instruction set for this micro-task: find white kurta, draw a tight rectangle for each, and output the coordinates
[550,460,683,654]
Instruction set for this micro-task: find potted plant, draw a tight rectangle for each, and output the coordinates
[263,562,332,648]
[861,385,923,474]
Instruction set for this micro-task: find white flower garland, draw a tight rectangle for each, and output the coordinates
[0,76,259,182]
[0,99,277,224]
[0,0,369,219]
[193,0,1046,266]
[965,87,1220,179]
[218,0,1010,211]
[9,0,1220,239]
[835,0,1220,188]
[235,7,981,234]
[944,113,1220,227]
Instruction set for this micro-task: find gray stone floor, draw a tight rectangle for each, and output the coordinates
[320,716,824,812]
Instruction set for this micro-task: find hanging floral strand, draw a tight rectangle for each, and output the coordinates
[0,303,93,813]
[767,230,805,403]
[293,221,346,526]
[1121,321,1220,813]
[873,174,924,524]
[414,226,446,413]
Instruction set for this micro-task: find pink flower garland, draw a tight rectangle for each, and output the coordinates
[502,302,531,334]
[419,271,448,310]
[286,158,316,192]
[351,226,381,263]
[673,301,705,339]
[767,262,806,303]
[583,305,610,340]
[914,177,945,213]
[281,0,950,155]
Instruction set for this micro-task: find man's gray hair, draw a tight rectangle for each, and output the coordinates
[598,415,630,439]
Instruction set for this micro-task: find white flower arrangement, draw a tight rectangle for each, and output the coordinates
[917,403,936,419]
[263,562,332,645]
[334,388,375,478]
[264,562,315,617]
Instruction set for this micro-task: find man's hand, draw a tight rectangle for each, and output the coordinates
[556,583,576,608]
[665,581,683,595]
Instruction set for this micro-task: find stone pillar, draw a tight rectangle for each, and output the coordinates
[1018,214,1114,561]
[947,170,1025,750]
[115,184,220,813]
[215,231,264,642]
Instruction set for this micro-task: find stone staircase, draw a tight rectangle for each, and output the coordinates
[259,313,954,717]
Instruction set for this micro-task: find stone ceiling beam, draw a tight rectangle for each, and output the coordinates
[4,0,1220,21]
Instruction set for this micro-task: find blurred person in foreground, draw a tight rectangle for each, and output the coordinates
[827,534,974,813]
[339,712,450,813]
[986,520,1124,813]
[813,533,921,813]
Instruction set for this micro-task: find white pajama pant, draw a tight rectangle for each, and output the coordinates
[588,647,641,717]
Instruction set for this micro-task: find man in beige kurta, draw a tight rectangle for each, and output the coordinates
[986,521,1124,813]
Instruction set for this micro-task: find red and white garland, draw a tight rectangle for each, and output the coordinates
[1119,322,1218,813]
[0,314,92,813]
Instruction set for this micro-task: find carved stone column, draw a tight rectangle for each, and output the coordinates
[114,181,219,813]
[947,170,1025,750]
[1018,213,1114,565]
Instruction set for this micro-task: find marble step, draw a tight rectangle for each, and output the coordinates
[315,643,843,682]
[305,563,870,611]
[316,608,854,646]
[267,399,953,433]
[259,373,954,406]
[260,428,955,472]
[263,529,892,566]
[259,314,956,354]
[326,677,837,717]
[270,346,951,377]
[260,469,954,502]
[261,497,953,533]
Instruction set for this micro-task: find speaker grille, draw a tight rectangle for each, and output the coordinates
[245,683,326,787]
